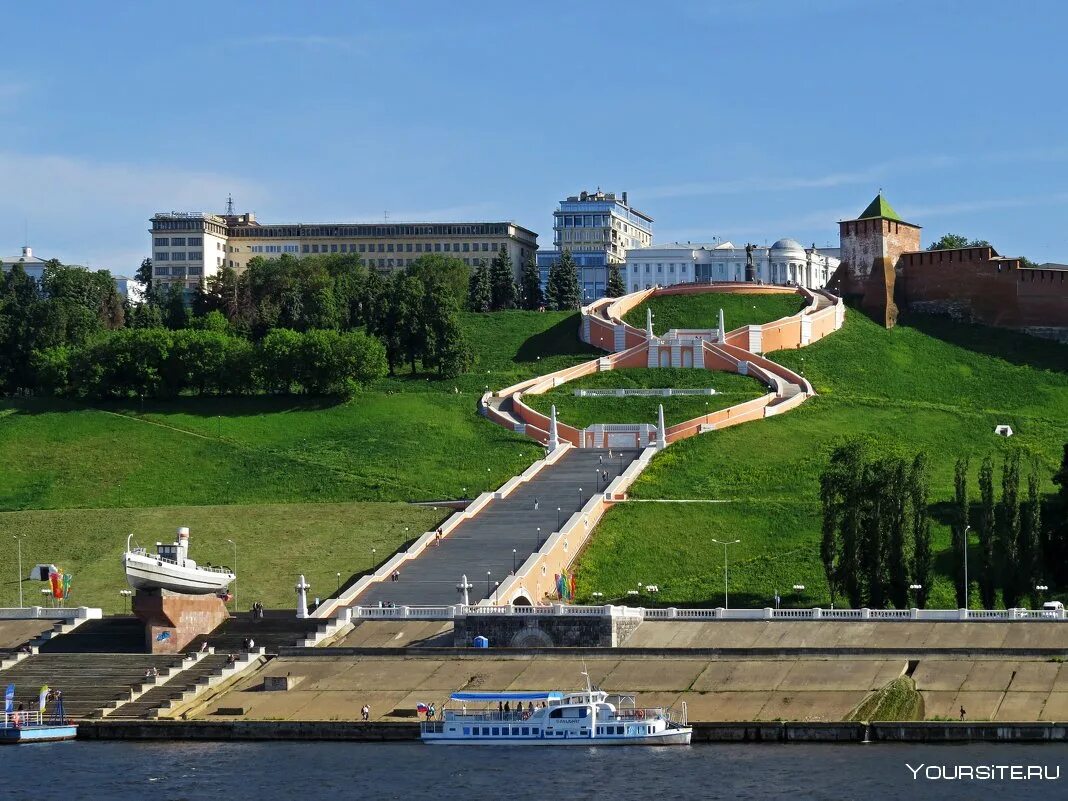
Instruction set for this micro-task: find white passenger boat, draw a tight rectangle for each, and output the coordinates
[123,528,235,595]
[421,685,691,745]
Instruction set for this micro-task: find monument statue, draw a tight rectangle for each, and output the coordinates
[744,243,757,282]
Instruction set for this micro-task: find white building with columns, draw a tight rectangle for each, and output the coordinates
[625,239,839,292]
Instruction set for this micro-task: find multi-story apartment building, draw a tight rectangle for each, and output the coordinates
[149,211,538,292]
[536,189,653,301]
[625,239,839,293]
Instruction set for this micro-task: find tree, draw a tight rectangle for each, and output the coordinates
[819,441,867,607]
[467,261,491,313]
[977,457,997,609]
[162,284,191,330]
[135,258,154,297]
[546,250,581,311]
[910,453,932,608]
[1020,467,1043,607]
[997,451,1023,608]
[488,247,517,311]
[519,258,543,310]
[952,457,970,608]
[258,329,303,393]
[927,234,991,251]
[1049,444,1068,585]
[606,262,626,298]
[423,280,470,378]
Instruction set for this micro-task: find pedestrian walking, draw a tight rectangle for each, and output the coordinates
[362,704,370,721]
[533,497,539,511]
[599,455,603,464]
[960,706,966,721]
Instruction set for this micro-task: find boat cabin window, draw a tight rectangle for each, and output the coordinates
[492,727,499,736]
[521,727,529,736]
[548,706,588,719]
[463,727,471,735]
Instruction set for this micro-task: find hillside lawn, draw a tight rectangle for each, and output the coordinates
[0,502,442,613]
[0,311,596,611]
[623,291,807,334]
[524,368,767,428]
[576,308,1068,609]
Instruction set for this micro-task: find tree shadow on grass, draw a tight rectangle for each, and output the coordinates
[900,312,1067,374]
[514,313,600,364]
[1,395,349,418]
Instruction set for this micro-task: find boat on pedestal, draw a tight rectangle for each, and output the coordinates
[123,527,235,595]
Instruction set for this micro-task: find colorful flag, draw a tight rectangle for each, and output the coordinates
[4,684,13,715]
[39,685,49,714]
[416,702,429,714]
[49,570,63,599]
[62,573,72,599]
[569,573,577,600]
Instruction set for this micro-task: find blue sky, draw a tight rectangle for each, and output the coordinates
[3,0,1067,271]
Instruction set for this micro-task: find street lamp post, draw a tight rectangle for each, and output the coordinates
[557,507,562,528]
[12,535,23,608]
[486,571,492,597]
[909,583,922,607]
[792,584,805,607]
[536,527,541,550]
[578,487,583,507]
[962,524,971,609]
[710,539,740,609]
[119,588,133,614]
[494,581,500,605]
[512,549,517,574]
[336,572,342,592]
[227,539,238,611]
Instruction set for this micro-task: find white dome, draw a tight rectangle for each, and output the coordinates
[770,238,805,252]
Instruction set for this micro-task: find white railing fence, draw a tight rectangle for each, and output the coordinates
[342,604,1067,623]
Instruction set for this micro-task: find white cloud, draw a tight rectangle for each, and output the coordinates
[0,151,266,269]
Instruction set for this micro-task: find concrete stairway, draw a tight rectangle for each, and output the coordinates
[0,653,186,719]
[358,447,641,607]
[38,616,147,654]
[108,653,234,719]
[186,611,323,655]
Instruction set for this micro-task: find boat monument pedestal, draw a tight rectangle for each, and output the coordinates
[133,590,230,653]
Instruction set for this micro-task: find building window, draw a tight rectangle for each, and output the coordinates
[462,243,470,252]
[435,243,442,252]
[154,251,169,261]
[331,244,338,253]
[154,237,169,246]
[302,245,310,253]
[406,243,413,252]
[188,237,203,246]
[188,251,202,261]
[171,237,187,246]
[378,244,385,253]
[172,252,187,261]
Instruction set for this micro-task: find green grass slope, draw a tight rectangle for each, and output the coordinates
[0,502,441,613]
[524,368,766,428]
[0,311,596,610]
[623,291,806,333]
[576,309,1068,608]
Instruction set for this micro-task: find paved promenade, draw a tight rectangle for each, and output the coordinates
[358,448,641,606]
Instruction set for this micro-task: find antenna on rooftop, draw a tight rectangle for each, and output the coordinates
[384,211,390,222]
[226,194,234,215]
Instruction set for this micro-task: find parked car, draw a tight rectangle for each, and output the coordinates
[1041,601,1064,618]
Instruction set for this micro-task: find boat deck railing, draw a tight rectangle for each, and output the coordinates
[2,710,45,728]
[127,550,234,575]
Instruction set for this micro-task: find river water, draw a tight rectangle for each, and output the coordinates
[1,741,1063,800]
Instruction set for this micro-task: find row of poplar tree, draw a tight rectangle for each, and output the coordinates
[821,440,1068,609]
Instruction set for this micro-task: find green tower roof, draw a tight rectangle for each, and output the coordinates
[857,193,903,222]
